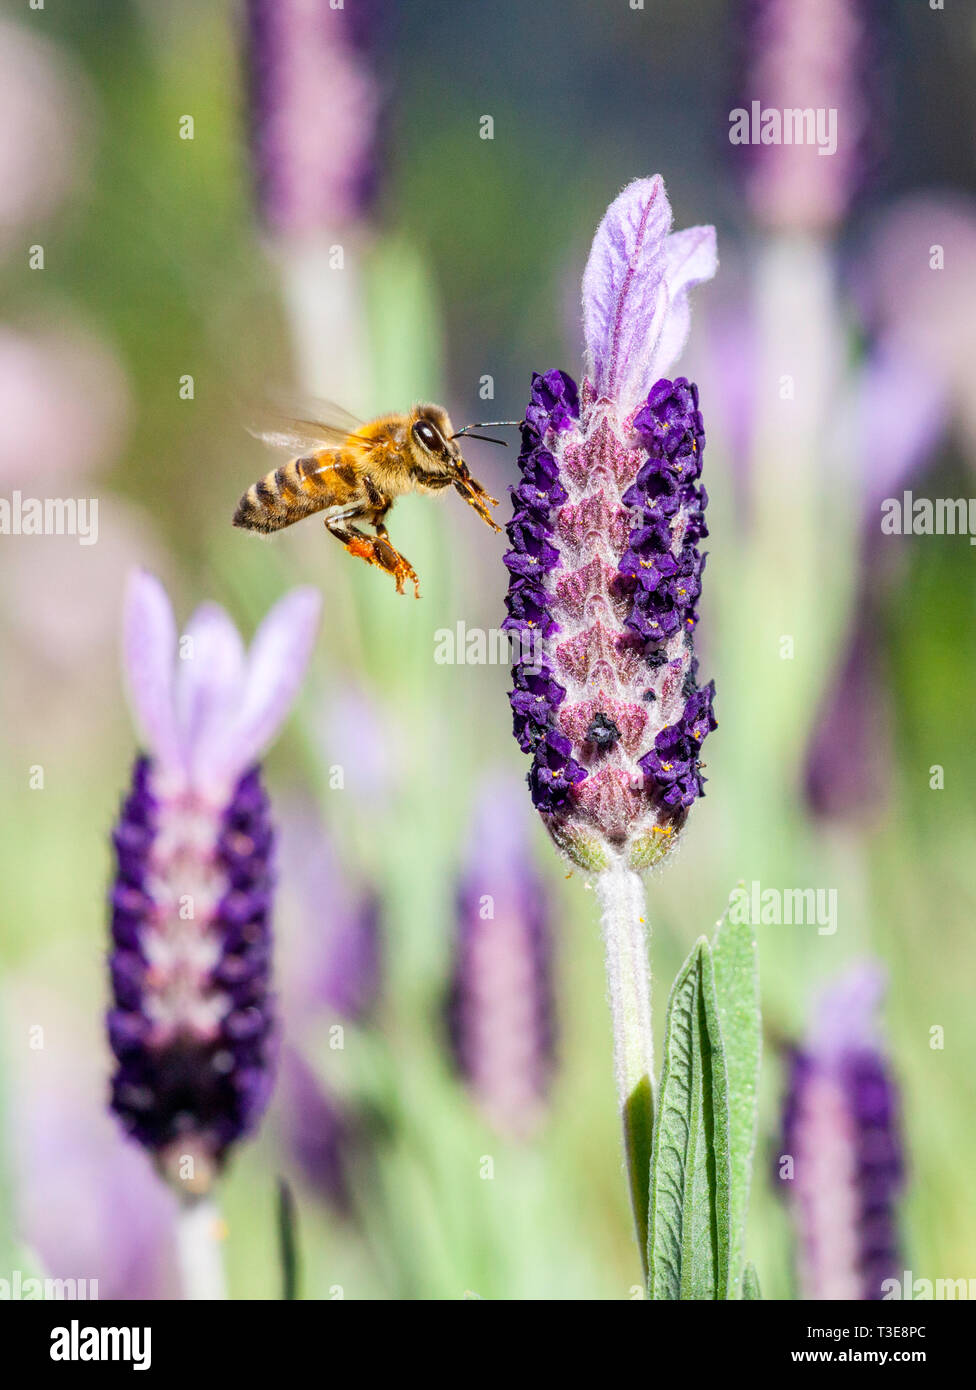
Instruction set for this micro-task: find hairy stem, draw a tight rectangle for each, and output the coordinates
[596,863,655,1278]
[176,1195,227,1300]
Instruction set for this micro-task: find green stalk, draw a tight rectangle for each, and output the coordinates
[596,863,655,1279]
[175,1195,227,1300]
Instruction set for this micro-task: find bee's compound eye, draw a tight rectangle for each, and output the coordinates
[413,420,440,451]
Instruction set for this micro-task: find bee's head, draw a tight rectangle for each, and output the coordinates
[407,405,462,475]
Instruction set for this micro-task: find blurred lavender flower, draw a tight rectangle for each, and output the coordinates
[856,193,976,456]
[278,808,383,1025]
[778,964,904,1300]
[446,779,556,1138]
[504,177,718,873]
[0,18,92,257]
[275,807,383,1208]
[108,571,320,1194]
[695,220,949,825]
[315,681,403,816]
[735,0,883,232]
[5,987,179,1300]
[798,201,970,823]
[0,323,129,491]
[280,1047,356,1214]
[803,605,892,822]
[245,0,385,238]
[0,499,170,765]
[696,269,759,508]
[244,0,392,408]
[318,889,382,1022]
[0,320,135,749]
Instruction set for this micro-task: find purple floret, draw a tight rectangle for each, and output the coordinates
[523,369,581,439]
[620,379,710,743]
[505,370,588,811]
[528,729,588,812]
[638,681,716,808]
[509,663,567,754]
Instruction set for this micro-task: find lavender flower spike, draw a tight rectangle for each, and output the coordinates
[108,570,320,1198]
[504,177,716,1269]
[778,964,904,1300]
[505,177,718,875]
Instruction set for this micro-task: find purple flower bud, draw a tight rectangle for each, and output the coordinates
[504,178,718,871]
[778,965,904,1300]
[245,0,388,236]
[446,780,556,1138]
[107,571,320,1193]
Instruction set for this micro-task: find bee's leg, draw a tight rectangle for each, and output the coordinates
[325,517,420,598]
[447,461,502,532]
[369,500,392,538]
[452,476,503,533]
[454,460,501,506]
[366,500,421,598]
[416,462,500,530]
[372,525,420,598]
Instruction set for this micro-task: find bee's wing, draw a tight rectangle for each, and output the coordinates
[247,395,374,453]
[247,423,358,453]
[277,394,367,435]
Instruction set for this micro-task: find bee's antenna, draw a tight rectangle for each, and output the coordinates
[451,419,523,446]
[455,432,508,446]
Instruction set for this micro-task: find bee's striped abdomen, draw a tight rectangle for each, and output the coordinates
[233,454,339,533]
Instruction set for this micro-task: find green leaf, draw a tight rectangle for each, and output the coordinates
[742,1262,762,1300]
[647,938,732,1299]
[711,898,761,1297]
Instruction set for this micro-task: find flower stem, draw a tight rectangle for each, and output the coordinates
[176,1195,227,1300]
[596,863,655,1278]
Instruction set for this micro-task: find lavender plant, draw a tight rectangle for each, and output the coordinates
[503,178,761,1297]
[778,964,903,1300]
[107,570,319,1294]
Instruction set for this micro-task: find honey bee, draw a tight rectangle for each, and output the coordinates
[233,402,518,596]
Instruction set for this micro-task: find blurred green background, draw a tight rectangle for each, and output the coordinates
[0,0,974,1300]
